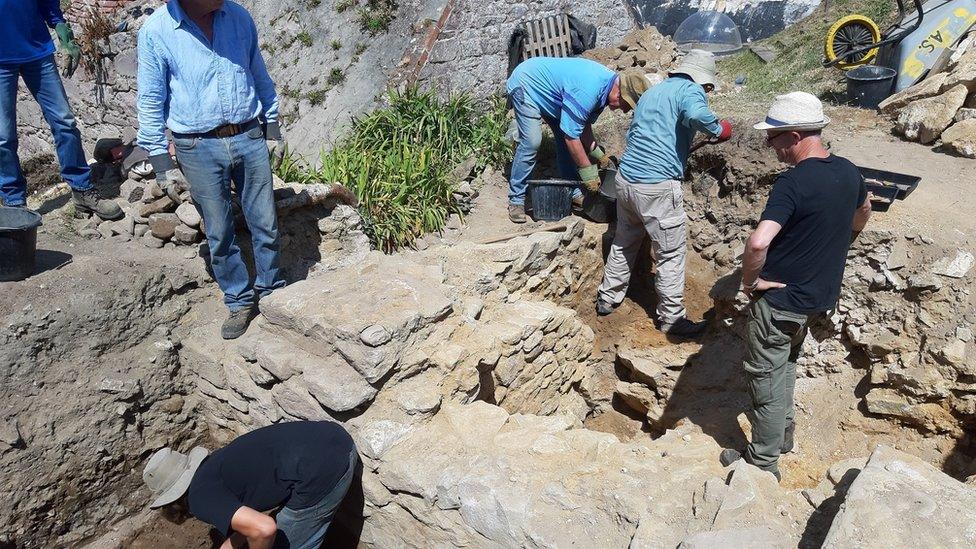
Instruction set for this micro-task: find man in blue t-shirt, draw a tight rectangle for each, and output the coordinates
[0,0,122,218]
[719,92,872,481]
[144,421,358,548]
[596,50,732,337]
[505,57,651,223]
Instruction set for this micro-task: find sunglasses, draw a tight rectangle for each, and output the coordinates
[765,131,793,144]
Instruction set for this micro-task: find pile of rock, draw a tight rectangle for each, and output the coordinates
[583,27,679,73]
[879,43,976,157]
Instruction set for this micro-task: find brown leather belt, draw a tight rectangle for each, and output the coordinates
[173,118,260,139]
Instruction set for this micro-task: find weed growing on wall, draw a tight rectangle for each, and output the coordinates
[275,87,511,251]
[358,0,397,34]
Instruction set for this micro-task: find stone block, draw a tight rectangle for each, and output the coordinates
[271,378,329,421]
[822,445,976,548]
[302,356,377,412]
[119,179,145,203]
[139,195,177,217]
[895,84,969,144]
[173,223,201,244]
[142,231,164,248]
[149,213,180,240]
[176,201,201,228]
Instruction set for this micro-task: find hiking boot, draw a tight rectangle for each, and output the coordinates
[596,297,614,316]
[508,203,526,224]
[72,187,123,220]
[781,420,795,454]
[221,306,257,340]
[660,317,707,338]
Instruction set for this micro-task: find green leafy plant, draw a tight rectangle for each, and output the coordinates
[307,89,327,106]
[296,31,313,48]
[355,42,367,55]
[335,0,356,13]
[357,0,396,34]
[304,0,322,7]
[327,68,345,86]
[274,87,510,252]
[331,39,342,51]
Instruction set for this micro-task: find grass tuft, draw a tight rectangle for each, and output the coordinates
[327,68,345,86]
[275,87,511,251]
[296,31,313,48]
[357,0,396,34]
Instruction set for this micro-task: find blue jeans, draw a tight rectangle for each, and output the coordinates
[274,449,358,549]
[508,86,581,206]
[174,125,285,311]
[0,54,92,206]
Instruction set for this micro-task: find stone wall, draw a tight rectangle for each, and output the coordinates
[416,0,637,99]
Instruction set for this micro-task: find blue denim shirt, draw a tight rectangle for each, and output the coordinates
[136,0,278,156]
[507,57,616,139]
[619,76,721,184]
[0,0,64,64]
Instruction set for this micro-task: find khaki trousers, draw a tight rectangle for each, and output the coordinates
[597,174,688,324]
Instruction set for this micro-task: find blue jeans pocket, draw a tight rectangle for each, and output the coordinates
[246,125,264,140]
[174,136,198,151]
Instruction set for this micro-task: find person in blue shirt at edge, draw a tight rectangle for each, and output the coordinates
[595,50,733,338]
[137,0,287,340]
[0,0,123,219]
[505,56,652,224]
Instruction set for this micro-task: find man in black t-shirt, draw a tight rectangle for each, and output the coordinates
[719,92,872,481]
[143,421,358,548]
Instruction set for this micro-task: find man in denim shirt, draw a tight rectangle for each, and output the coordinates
[0,0,122,218]
[137,0,286,339]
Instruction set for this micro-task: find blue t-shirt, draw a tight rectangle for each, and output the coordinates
[619,76,721,184]
[760,155,867,314]
[0,0,64,64]
[507,57,617,139]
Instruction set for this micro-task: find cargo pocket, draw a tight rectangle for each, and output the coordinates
[770,308,807,340]
[655,213,687,251]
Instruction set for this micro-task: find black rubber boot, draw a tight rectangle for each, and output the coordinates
[660,317,707,338]
[221,306,257,340]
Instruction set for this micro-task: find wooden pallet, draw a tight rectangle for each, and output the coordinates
[521,14,572,60]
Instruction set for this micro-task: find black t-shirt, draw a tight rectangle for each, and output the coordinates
[187,421,355,536]
[760,155,867,314]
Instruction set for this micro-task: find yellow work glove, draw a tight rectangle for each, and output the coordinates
[579,164,600,192]
[589,146,612,169]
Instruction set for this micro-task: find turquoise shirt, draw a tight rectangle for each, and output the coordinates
[619,76,721,184]
[507,57,617,139]
[136,0,279,156]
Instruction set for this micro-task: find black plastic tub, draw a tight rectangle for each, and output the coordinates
[865,182,900,211]
[527,179,577,221]
[581,168,618,223]
[857,165,921,199]
[0,207,42,282]
[847,65,896,110]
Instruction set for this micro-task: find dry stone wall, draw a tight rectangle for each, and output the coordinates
[417,0,636,99]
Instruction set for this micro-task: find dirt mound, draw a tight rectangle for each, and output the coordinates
[583,27,679,73]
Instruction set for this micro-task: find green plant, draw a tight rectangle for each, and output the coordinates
[357,0,396,34]
[331,39,342,50]
[296,31,313,47]
[309,76,319,86]
[276,87,510,251]
[327,68,345,86]
[355,42,367,55]
[281,85,301,100]
[304,0,322,7]
[307,89,327,106]
[335,0,356,13]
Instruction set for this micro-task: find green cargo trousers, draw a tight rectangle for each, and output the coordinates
[742,296,813,476]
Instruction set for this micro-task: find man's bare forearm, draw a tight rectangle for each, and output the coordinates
[564,137,591,168]
[741,245,768,287]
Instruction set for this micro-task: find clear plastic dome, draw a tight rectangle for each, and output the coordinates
[673,11,743,56]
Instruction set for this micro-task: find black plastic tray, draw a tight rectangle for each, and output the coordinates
[857,166,921,199]
[865,182,900,211]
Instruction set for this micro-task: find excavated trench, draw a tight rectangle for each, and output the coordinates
[5,137,975,547]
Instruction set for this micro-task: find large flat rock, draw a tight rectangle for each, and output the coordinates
[823,445,976,548]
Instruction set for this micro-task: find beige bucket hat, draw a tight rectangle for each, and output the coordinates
[753,91,831,131]
[144,446,209,508]
[618,69,655,109]
[669,49,716,87]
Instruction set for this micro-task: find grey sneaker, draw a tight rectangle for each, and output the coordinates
[221,306,257,340]
[660,317,707,338]
[72,188,123,220]
[781,420,795,454]
[596,297,614,316]
[508,203,526,224]
[719,448,742,467]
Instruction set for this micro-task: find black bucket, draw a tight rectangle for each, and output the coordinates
[0,207,42,282]
[527,179,577,221]
[581,168,618,223]
[846,65,896,110]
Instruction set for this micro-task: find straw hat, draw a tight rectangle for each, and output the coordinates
[144,446,209,508]
[753,91,831,131]
[669,49,716,87]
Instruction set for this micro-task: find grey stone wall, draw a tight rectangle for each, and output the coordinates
[417,0,637,99]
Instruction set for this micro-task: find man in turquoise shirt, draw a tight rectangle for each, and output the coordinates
[0,0,122,218]
[137,0,285,339]
[505,57,650,223]
[596,50,732,337]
